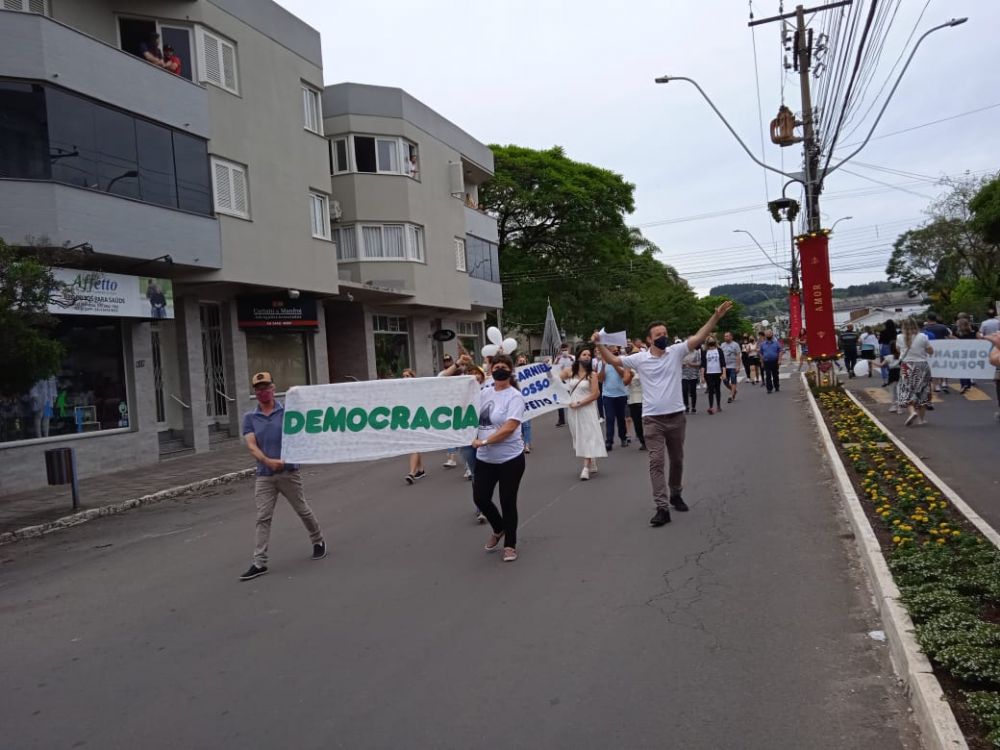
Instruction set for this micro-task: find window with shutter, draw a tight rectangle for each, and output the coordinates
[4,0,47,13]
[455,238,467,272]
[210,157,249,219]
[196,27,238,95]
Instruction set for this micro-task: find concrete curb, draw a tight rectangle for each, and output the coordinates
[0,468,255,547]
[844,390,1000,550]
[801,375,967,750]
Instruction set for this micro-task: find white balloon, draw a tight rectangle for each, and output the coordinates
[502,337,518,354]
[853,360,868,378]
[481,344,499,358]
[486,326,503,346]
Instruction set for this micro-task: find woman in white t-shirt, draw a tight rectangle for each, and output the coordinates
[471,354,527,562]
[896,317,934,426]
[700,337,725,414]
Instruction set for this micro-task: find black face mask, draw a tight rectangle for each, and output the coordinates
[653,336,669,350]
[492,369,512,381]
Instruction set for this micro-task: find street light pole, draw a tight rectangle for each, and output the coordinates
[732,229,786,272]
[829,216,853,232]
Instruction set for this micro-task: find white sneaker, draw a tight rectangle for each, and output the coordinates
[443,458,457,468]
[580,467,590,481]
[888,405,898,414]
[589,462,598,475]
[463,467,472,479]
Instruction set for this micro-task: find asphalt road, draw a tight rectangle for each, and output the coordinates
[848,375,1000,532]
[1,375,919,750]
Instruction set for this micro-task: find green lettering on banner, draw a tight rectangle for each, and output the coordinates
[284,411,305,434]
[347,407,367,432]
[461,405,479,429]
[305,409,323,434]
[452,405,465,430]
[323,407,347,432]
[430,406,451,429]
[391,406,411,429]
[410,406,431,430]
[368,406,390,429]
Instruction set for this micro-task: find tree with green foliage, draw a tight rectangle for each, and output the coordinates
[887,175,1000,318]
[481,145,707,339]
[0,238,65,395]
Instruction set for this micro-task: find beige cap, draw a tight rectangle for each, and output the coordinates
[251,371,273,387]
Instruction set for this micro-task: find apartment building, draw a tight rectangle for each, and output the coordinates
[321,83,503,380]
[0,1,338,492]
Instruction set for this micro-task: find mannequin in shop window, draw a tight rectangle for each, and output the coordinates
[29,376,57,438]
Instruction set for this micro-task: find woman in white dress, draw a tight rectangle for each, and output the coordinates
[560,349,607,480]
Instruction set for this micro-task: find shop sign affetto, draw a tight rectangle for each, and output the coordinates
[48,268,174,320]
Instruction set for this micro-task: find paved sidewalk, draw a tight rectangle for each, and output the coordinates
[0,440,254,535]
[846,376,1000,532]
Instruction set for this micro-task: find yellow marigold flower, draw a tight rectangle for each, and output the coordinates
[892,536,901,543]
[937,538,946,544]
[951,531,960,537]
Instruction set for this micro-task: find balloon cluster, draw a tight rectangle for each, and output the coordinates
[481,327,518,359]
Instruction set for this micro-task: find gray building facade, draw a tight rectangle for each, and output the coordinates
[322,83,503,381]
[0,2,338,493]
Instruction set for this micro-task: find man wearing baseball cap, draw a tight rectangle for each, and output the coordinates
[239,372,326,581]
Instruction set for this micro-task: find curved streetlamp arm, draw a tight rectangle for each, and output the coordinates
[733,229,788,272]
[823,19,967,177]
[655,75,801,182]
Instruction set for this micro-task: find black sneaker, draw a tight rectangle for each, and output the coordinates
[413,469,426,480]
[621,439,629,448]
[239,565,268,581]
[649,508,672,527]
[605,442,613,452]
[312,542,327,560]
[638,442,647,451]
[670,496,690,512]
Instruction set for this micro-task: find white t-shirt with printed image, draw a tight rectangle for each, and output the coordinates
[476,384,526,464]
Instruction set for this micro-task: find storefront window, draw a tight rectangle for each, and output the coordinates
[457,320,482,356]
[245,332,310,392]
[0,317,129,444]
[373,315,410,378]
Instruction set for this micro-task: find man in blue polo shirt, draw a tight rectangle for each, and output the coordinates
[239,371,326,581]
[759,329,784,393]
[599,345,630,450]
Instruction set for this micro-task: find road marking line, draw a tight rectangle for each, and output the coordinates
[963,386,990,401]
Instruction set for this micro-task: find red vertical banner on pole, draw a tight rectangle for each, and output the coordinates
[797,233,837,358]
[789,290,802,354]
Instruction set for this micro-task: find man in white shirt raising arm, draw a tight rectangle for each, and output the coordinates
[593,300,734,527]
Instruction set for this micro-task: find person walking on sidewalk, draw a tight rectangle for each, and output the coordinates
[954,317,978,394]
[897,317,934,427]
[599,345,629,451]
[701,337,725,414]
[860,326,879,378]
[624,367,646,450]
[759,329,783,393]
[878,319,898,386]
[839,324,860,378]
[553,345,575,427]
[471,354,527,563]
[681,345,701,413]
[239,372,325,581]
[594,300,734,527]
[559,349,606,479]
[720,331,742,403]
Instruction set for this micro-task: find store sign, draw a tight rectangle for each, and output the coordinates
[797,234,837,358]
[237,294,318,330]
[281,375,480,463]
[49,268,174,319]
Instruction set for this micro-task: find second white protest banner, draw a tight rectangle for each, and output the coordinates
[514,362,571,421]
[927,339,995,379]
[282,376,480,463]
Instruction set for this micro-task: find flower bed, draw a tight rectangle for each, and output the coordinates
[815,387,1000,748]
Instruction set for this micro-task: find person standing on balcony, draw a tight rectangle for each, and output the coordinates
[239,372,326,581]
[140,32,164,67]
[163,44,183,76]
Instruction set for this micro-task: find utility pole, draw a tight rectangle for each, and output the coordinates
[751,1,851,232]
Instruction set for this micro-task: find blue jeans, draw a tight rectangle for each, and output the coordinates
[520,419,532,446]
[461,445,478,510]
[603,395,628,445]
[880,343,892,383]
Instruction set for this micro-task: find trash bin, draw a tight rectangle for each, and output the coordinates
[45,447,74,485]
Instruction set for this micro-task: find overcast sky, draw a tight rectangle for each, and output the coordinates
[276,0,999,296]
